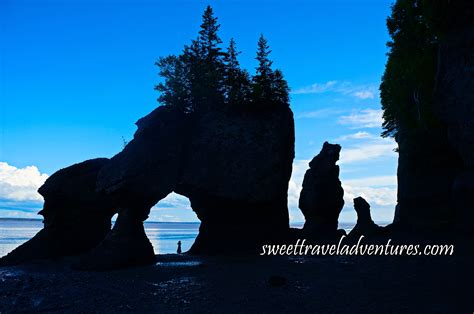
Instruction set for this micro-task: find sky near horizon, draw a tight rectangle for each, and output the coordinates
[0,0,397,224]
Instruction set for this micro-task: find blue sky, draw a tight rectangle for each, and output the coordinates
[0,0,397,223]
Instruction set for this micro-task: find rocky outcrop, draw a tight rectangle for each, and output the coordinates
[76,104,294,268]
[299,142,344,239]
[394,130,461,229]
[0,158,116,267]
[394,2,473,231]
[176,106,294,253]
[77,106,190,269]
[348,197,383,239]
[434,2,474,233]
[2,104,294,269]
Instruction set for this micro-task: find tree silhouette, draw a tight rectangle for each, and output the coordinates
[190,5,226,111]
[252,35,289,107]
[155,6,289,113]
[252,35,273,104]
[224,38,251,106]
[155,54,192,112]
[380,0,448,138]
[271,69,289,105]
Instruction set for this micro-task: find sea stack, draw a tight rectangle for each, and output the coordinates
[299,142,345,239]
[0,158,116,267]
[348,197,383,239]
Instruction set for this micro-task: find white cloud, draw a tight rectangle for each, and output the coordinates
[153,192,192,211]
[292,80,337,95]
[335,131,373,141]
[296,108,344,119]
[341,175,397,223]
[0,162,48,202]
[342,175,397,207]
[292,81,379,100]
[287,160,309,223]
[339,137,397,164]
[344,175,397,187]
[353,90,375,99]
[338,108,383,129]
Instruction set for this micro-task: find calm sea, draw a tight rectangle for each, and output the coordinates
[0,219,356,258]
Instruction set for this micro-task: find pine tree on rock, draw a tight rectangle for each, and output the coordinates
[252,35,289,107]
[252,35,274,105]
[271,69,289,105]
[155,6,290,113]
[224,38,251,107]
[193,5,226,111]
[155,54,192,112]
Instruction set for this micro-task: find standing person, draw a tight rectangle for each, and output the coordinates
[177,241,182,254]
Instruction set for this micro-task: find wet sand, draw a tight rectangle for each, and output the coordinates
[0,244,471,313]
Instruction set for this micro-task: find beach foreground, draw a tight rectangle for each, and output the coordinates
[0,239,471,313]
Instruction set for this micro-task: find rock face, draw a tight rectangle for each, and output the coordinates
[0,158,116,267]
[394,2,474,231]
[176,106,294,253]
[79,104,293,268]
[348,197,383,239]
[394,130,461,229]
[434,2,474,232]
[299,142,344,238]
[2,104,294,269]
[78,106,190,269]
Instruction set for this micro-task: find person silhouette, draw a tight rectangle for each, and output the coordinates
[177,240,182,254]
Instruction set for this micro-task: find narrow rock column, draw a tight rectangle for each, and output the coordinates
[299,142,345,239]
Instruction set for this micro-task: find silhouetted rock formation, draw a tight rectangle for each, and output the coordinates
[393,2,474,231]
[76,106,189,269]
[434,2,474,233]
[74,104,294,269]
[394,131,461,229]
[1,104,294,269]
[0,158,116,267]
[176,106,294,253]
[299,142,344,239]
[348,197,383,239]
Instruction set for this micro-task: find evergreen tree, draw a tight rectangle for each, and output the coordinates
[192,5,226,110]
[252,35,274,104]
[154,54,192,112]
[251,35,289,106]
[225,38,240,73]
[198,5,223,64]
[224,38,251,106]
[271,69,289,105]
[380,0,443,138]
[155,7,290,112]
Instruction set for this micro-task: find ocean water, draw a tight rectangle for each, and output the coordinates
[0,219,200,257]
[0,219,357,258]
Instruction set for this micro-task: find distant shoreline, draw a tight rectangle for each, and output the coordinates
[0,217,389,226]
[0,217,200,224]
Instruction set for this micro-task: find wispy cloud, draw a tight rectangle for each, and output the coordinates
[296,108,344,119]
[292,81,338,95]
[292,80,379,100]
[153,192,192,211]
[338,108,383,129]
[344,175,397,187]
[339,138,397,164]
[342,175,397,209]
[0,162,48,202]
[335,131,373,141]
[353,90,375,99]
